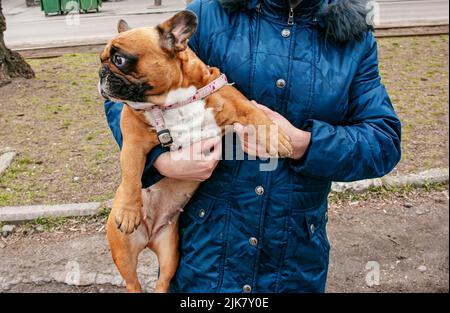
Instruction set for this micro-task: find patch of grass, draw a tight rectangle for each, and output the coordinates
[378,35,449,174]
[0,157,49,206]
[98,207,111,220]
[0,194,12,206]
[0,53,120,206]
[329,182,448,204]
[31,216,70,231]
[0,158,30,184]
[22,206,111,232]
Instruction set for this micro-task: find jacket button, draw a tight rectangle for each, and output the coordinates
[198,209,206,218]
[243,284,252,293]
[249,237,258,246]
[281,28,291,38]
[276,79,286,89]
[255,186,264,195]
[310,224,315,233]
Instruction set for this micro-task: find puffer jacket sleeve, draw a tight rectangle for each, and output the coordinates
[290,32,401,182]
[104,100,168,188]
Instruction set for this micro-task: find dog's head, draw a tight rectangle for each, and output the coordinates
[98,10,198,104]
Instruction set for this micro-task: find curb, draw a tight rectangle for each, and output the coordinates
[375,20,449,29]
[12,26,450,57]
[0,148,17,177]
[0,168,448,222]
[332,168,449,193]
[0,202,102,222]
[374,25,449,38]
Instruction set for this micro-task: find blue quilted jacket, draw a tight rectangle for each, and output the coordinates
[104,0,401,293]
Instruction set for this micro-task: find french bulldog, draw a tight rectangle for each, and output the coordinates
[99,10,292,292]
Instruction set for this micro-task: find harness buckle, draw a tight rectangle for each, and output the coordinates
[157,129,173,147]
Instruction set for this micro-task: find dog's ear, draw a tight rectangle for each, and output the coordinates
[157,10,198,55]
[118,19,131,33]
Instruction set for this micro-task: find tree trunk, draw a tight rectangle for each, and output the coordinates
[0,0,35,87]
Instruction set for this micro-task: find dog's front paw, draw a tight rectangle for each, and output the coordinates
[256,124,293,158]
[114,206,141,235]
[276,127,293,158]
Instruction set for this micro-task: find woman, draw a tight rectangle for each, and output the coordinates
[104,0,401,292]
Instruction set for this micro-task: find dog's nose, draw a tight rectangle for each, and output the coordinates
[99,64,109,79]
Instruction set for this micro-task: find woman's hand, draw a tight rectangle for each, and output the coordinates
[153,136,222,181]
[234,101,311,160]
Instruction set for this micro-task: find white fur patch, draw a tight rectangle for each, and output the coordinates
[144,87,221,150]
[165,86,197,105]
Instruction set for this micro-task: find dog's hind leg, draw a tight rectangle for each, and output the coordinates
[149,222,180,293]
[142,178,200,293]
[106,213,148,293]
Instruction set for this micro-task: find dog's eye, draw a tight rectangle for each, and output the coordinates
[110,50,136,73]
[113,55,127,67]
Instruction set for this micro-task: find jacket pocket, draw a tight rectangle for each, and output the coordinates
[277,207,330,292]
[291,208,328,242]
[175,192,227,292]
[183,192,216,224]
[305,209,330,253]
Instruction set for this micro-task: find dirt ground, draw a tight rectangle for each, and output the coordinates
[0,187,448,293]
[327,187,449,293]
[0,35,448,206]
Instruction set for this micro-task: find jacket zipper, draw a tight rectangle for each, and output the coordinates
[256,2,262,13]
[287,7,294,25]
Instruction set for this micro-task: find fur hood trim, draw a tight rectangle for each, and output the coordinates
[219,0,373,43]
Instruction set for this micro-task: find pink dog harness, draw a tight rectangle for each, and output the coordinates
[149,73,229,147]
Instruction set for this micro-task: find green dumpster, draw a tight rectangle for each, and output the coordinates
[60,0,80,14]
[41,0,62,15]
[79,0,102,13]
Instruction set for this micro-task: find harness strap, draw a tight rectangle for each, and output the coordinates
[164,74,229,110]
[150,107,174,147]
[149,73,229,147]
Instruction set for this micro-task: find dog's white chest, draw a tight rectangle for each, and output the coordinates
[144,87,221,150]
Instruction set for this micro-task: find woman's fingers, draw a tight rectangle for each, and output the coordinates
[211,140,223,158]
[204,138,222,161]
[201,136,222,153]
